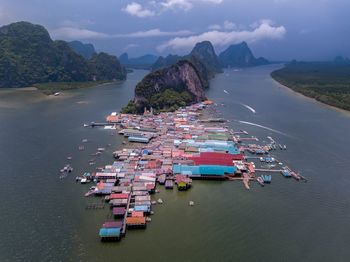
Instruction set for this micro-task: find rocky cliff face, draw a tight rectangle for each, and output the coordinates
[190,41,222,75]
[122,60,206,113]
[219,42,269,67]
[151,41,222,79]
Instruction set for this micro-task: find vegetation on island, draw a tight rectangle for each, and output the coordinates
[122,89,194,114]
[271,60,350,111]
[33,81,112,95]
[0,21,126,92]
[122,60,205,114]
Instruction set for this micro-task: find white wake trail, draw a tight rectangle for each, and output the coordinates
[238,121,288,136]
[241,104,256,113]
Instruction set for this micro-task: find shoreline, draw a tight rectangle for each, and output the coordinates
[271,76,350,117]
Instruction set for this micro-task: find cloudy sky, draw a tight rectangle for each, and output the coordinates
[0,0,349,60]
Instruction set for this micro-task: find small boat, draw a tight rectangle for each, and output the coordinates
[257,176,264,186]
[60,164,73,173]
[290,172,301,181]
[283,145,287,150]
[281,169,292,178]
[146,217,152,222]
[97,147,105,152]
[279,144,283,150]
[80,178,90,184]
[189,201,195,206]
[262,175,272,184]
[66,156,72,160]
[157,198,163,204]
[53,92,60,96]
[78,145,85,151]
[83,123,89,127]
[82,139,88,143]
[151,201,157,205]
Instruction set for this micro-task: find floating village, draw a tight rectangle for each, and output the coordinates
[65,100,307,242]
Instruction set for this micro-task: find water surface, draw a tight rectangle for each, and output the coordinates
[0,65,349,262]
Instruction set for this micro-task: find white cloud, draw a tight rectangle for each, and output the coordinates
[160,0,193,11]
[158,21,286,52]
[50,27,193,40]
[116,29,193,38]
[223,20,236,30]
[124,44,139,51]
[123,2,156,18]
[51,27,109,40]
[59,19,96,28]
[122,0,224,18]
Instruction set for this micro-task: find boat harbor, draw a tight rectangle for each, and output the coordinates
[74,100,305,242]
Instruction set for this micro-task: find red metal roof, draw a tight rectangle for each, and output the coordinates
[110,193,129,200]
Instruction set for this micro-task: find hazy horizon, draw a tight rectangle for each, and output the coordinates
[0,0,349,61]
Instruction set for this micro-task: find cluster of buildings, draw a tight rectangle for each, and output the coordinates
[80,101,302,241]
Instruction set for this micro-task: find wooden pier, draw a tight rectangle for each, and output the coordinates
[121,194,132,236]
[255,169,284,172]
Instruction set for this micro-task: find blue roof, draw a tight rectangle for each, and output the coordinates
[134,205,150,212]
[99,227,121,237]
[173,165,236,176]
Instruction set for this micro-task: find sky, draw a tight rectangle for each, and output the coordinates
[0,0,349,61]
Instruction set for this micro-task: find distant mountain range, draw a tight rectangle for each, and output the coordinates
[218,42,269,67]
[152,41,269,72]
[68,40,96,59]
[122,40,270,114]
[0,22,126,89]
[119,53,158,69]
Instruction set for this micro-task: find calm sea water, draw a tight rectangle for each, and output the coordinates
[1,65,350,262]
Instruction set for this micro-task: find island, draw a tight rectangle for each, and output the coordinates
[271,60,350,111]
[0,21,126,93]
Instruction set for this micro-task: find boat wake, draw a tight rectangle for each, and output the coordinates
[238,121,288,136]
[223,90,230,94]
[240,103,256,113]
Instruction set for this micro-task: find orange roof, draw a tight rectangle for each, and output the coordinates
[203,100,214,105]
[126,217,146,225]
[106,115,118,122]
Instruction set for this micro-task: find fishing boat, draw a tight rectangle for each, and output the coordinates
[257,176,264,186]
